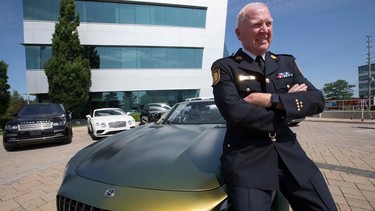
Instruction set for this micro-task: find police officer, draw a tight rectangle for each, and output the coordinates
[211,2,337,211]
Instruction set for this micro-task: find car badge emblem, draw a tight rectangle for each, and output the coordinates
[104,188,116,198]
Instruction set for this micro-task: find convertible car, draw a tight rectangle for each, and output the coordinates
[57,100,289,210]
[86,108,136,140]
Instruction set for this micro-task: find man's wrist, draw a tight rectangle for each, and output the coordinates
[270,93,280,109]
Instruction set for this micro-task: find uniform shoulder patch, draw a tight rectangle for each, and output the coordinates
[211,65,221,86]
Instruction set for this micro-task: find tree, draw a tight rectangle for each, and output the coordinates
[5,90,28,116]
[44,0,91,117]
[322,79,355,100]
[0,60,11,116]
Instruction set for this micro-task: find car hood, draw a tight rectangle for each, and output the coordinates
[14,114,65,122]
[75,123,226,191]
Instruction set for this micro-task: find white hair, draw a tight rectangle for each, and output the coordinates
[236,2,269,27]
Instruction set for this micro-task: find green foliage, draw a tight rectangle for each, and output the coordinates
[5,90,28,117]
[130,112,141,122]
[0,60,11,116]
[322,79,355,100]
[44,0,91,117]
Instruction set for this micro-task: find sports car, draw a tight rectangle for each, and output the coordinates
[86,108,136,140]
[57,100,289,210]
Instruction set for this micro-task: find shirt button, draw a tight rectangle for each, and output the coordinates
[246,88,251,92]
[265,78,270,83]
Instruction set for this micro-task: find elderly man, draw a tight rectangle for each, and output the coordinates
[211,2,337,211]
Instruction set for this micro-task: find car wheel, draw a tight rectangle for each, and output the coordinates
[3,143,18,151]
[63,128,73,144]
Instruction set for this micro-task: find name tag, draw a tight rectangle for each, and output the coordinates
[239,75,256,81]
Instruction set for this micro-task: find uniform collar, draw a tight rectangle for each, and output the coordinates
[241,48,265,61]
[234,49,278,76]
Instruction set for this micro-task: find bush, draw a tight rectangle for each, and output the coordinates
[130,113,140,122]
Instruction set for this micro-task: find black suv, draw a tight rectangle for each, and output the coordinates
[3,103,73,151]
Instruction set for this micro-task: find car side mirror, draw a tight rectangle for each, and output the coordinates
[67,111,72,119]
[86,115,91,118]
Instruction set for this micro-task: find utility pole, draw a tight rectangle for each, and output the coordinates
[367,35,372,110]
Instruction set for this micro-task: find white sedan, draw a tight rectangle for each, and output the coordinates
[86,108,136,140]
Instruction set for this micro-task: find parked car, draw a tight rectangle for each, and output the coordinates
[57,100,289,211]
[86,108,136,140]
[139,103,171,125]
[3,103,72,151]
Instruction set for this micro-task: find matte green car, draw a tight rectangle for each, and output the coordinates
[57,100,289,211]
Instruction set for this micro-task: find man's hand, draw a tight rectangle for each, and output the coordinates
[243,83,308,109]
[288,83,307,93]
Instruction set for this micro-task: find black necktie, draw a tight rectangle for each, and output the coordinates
[256,56,265,72]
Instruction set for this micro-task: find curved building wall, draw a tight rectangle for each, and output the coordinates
[23,0,228,107]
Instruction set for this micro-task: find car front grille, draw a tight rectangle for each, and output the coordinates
[56,195,108,211]
[19,121,53,131]
[108,121,126,128]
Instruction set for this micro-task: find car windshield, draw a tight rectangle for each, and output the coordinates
[94,109,126,117]
[18,104,64,117]
[159,101,225,124]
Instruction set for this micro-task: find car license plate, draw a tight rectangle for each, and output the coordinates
[30,130,42,136]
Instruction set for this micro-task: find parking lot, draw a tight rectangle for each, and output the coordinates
[0,119,375,210]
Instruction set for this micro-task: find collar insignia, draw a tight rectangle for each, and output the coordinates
[235,56,242,61]
[271,55,277,60]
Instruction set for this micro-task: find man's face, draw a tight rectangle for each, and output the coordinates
[236,5,273,56]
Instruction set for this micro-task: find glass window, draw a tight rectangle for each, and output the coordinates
[137,48,153,68]
[151,5,165,25]
[122,48,137,68]
[179,8,193,27]
[105,48,122,68]
[135,5,150,25]
[119,4,135,24]
[101,2,117,23]
[165,6,180,26]
[76,1,86,22]
[180,48,194,68]
[152,48,167,68]
[166,48,181,68]
[25,46,38,69]
[26,45,203,69]
[195,49,203,68]
[192,9,206,28]
[86,1,102,23]
[24,1,206,28]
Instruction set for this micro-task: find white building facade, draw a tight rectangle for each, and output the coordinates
[23,0,228,112]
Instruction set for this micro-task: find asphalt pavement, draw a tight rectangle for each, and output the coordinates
[0,117,374,210]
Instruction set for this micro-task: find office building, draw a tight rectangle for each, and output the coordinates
[23,0,228,112]
[358,63,374,102]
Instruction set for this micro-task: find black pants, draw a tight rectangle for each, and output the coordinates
[228,159,338,211]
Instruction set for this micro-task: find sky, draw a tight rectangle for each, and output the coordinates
[1,0,374,99]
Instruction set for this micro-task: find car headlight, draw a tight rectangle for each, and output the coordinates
[5,124,18,130]
[95,122,106,128]
[53,120,66,126]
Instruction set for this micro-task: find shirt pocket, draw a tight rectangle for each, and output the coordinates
[272,77,295,93]
[236,80,262,97]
